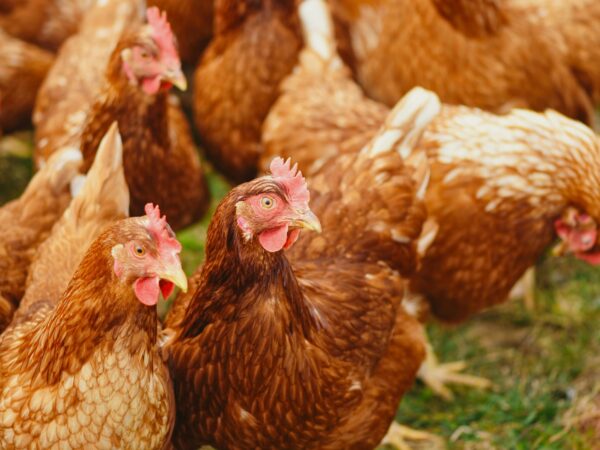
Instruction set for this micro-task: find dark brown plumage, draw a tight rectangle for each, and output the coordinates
[165,77,439,447]
[34,0,209,230]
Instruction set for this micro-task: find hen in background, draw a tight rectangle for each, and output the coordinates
[16,122,129,319]
[0,200,186,448]
[166,78,442,448]
[331,0,595,124]
[34,0,209,230]
[193,0,302,183]
[263,0,600,400]
[0,148,81,334]
[533,0,600,108]
[0,30,53,132]
[148,0,214,64]
[0,0,94,51]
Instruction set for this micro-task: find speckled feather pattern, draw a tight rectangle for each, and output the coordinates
[166,64,437,448]
[0,222,175,449]
[166,190,427,449]
[413,106,600,322]
[0,30,53,131]
[333,0,594,123]
[193,0,302,182]
[0,306,173,449]
[261,2,600,326]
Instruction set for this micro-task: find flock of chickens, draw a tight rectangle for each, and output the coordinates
[1,0,600,448]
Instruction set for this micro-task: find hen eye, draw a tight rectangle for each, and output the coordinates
[134,245,145,257]
[261,197,275,209]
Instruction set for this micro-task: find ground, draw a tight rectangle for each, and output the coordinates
[2,131,600,450]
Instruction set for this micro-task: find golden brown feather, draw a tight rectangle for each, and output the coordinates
[0,30,53,132]
[193,0,302,182]
[0,148,81,333]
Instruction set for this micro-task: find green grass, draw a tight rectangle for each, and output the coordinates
[2,132,600,449]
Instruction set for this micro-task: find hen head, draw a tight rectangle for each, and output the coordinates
[120,7,186,95]
[554,207,600,265]
[112,203,188,306]
[235,157,321,253]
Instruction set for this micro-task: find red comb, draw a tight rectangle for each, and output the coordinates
[269,157,310,205]
[146,7,179,64]
[144,203,182,254]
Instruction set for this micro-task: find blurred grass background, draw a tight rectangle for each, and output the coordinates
[2,130,600,450]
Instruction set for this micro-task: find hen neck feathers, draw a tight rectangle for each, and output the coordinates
[19,235,158,385]
[181,195,317,340]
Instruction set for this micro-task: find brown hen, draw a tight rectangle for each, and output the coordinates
[148,0,214,64]
[0,0,94,51]
[165,77,440,448]
[0,30,53,132]
[332,0,595,123]
[263,0,600,399]
[34,0,209,230]
[193,0,302,182]
[0,201,187,448]
[0,147,81,334]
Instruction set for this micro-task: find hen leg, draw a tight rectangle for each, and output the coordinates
[418,335,491,401]
[380,422,445,450]
[509,267,536,311]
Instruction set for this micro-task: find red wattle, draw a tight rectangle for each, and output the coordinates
[259,225,289,252]
[133,277,160,306]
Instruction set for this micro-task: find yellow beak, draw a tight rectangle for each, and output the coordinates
[164,68,188,91]
[292,209,322,233]
[160,264,188,293]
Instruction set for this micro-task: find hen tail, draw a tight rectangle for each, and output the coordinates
[299,88,441,275]
[19,123,129,314]
[70,122,130,219]
[362,87,441,196]
[298,0,344,72]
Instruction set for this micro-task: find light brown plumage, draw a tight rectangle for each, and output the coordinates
[0,194,179,448]
[16,123,129,319]
[0,148,81,333]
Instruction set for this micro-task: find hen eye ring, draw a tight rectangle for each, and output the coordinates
[261,197,275,209]
[135,245,145,256]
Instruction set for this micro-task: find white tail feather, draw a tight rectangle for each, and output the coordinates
[362,87,441,158]
[299,0,343,69]
[69,174,87,197]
